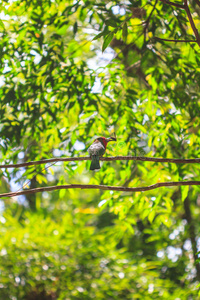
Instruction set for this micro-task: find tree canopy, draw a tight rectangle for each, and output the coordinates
[0,0,200,299]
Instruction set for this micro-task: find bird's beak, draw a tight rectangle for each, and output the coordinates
[106,137,117,142]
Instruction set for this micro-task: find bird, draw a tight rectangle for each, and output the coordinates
[88,136,116,170]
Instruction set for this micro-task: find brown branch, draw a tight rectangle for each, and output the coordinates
[194,0,200,8]
[1,156,200,169]
[0,157,88,169]
[154,37,197,42]
[0,181,200,198]
[159,0,185,9]
[147,0,158,23]
[144,0,158,39]
[160,0,200,47]
[184,0,200,46]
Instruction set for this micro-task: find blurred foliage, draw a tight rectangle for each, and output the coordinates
[0,0,200,298]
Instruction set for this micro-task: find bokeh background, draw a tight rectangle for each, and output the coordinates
[0,0,200,299]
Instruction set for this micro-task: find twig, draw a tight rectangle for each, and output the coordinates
[0,181,200,198]
[154,37,197,42]
[14,162,57,193]
[159,0,185,9]
[144,0,158,39]
[194,0,200,8]
[1,156,200,169]
[160,0,200,47]
[184,0,200,47]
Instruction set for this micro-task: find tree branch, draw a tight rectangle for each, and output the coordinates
[194,0,200,8]
[160,0,200,47]
[184,0,200,46]
[159,0,185,9]
[1,156,200,169]
[154,37,197,42]
[0,181,200,198]
[144,0,158,39]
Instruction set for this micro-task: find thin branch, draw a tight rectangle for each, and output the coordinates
[160,0,200,47]
[0,181,200,198]
[125,60,141,71]
[194,0,200,8]
[1,156,200,169]
[154,37,197,42]
[144,0,158,39]
[147,0,158,23]
[159,0,185,9]
[15,162,57,193]
[184,0,200,46]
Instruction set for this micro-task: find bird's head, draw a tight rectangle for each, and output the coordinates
[97,136,116,148]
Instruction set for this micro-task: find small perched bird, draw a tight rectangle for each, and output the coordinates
[88,136,116,170]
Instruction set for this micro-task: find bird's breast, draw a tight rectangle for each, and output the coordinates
[88,142,106,156]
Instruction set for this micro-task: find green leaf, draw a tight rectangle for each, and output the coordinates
[73,21,78,35]
[93,29,109,41]
[181,185,189,202]
[105,18,118,27]
[122,22,128,42]
[148,210,155,223]
[102,32,114,52]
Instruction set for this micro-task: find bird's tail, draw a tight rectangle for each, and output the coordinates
[90,155,100,170]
